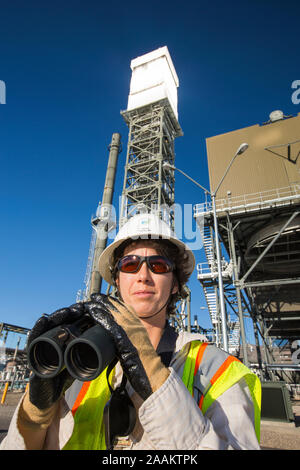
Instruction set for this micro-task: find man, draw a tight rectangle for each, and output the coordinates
[1,213,261,450]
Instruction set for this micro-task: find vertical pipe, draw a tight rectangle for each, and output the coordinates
[186,287,191,333]
[228,223,249,366]
[13,337,20,360]
[120,122,132,226]
[1,382,9,405]
[253,318,263,371]
[212,194,228,352]
[158,108,163,219]
[89,133,121,297]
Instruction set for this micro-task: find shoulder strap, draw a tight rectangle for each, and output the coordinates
[157,322,178,367]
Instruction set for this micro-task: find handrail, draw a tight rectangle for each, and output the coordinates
[194,184,300,217]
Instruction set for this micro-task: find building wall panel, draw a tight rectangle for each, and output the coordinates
[206,113,300,201]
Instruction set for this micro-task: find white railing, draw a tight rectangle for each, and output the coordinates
[197,261,233,280]
[197,262,217,278]
[194,184,300,217]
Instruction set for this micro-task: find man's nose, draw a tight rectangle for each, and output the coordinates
[137,260,152,281]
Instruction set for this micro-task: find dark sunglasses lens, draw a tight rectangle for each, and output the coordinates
[119,256,140,273]
[119,255,173,274]
[149,256,172,273]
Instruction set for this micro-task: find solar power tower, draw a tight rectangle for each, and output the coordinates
[119,47,183,229]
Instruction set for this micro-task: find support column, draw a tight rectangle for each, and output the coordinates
[89,133,121,297]
[227,217,249,365]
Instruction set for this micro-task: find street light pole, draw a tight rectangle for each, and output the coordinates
[211,191,229,351]
[164,142,249,353]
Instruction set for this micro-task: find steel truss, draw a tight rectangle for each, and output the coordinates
[195,187,300,379]
[120,99,182,228]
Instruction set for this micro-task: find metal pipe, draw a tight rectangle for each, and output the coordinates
[1,382,9,405]
[186,287,191,333]
[264,363,300,371]
[212,194,228,352]
[227,217,249,365]
[243,278,300,288]
[89,133,121,297]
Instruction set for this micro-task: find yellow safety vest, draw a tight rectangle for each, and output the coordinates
[182,341,261,442]
[63,341,261,450]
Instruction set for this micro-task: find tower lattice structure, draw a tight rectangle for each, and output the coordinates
[119,99,182,229]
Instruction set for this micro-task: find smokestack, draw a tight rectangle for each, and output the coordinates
[89,133,121,296]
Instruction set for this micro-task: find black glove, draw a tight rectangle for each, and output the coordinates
[85,294,170,401]
[27,302,85,410]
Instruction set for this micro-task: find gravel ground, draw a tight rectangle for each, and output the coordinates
[1,392,300,450]
[260,402,300,450]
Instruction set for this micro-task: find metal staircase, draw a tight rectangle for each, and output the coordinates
[196,218,241,353]
[201,279,218,325]
[228,318,241,355]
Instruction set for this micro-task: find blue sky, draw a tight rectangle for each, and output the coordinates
[0,0,299,348]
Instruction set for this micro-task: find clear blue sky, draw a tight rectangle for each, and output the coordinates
[0,0,299,347]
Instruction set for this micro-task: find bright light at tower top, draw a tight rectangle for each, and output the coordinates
[127,46,180,120]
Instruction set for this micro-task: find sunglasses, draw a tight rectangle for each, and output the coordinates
[117,255,175,275]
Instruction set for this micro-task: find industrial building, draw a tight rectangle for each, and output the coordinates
[195,110,300,386]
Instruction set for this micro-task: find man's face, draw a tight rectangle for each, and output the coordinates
[115,241,178,320]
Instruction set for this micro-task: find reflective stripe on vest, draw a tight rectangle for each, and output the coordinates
[63,340,261,449]
[182,341,261,442]
[63,367,113,450]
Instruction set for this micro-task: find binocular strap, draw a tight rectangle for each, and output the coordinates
[103,358,136,450]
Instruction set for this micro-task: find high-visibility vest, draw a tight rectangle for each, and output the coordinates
[182,341,261,442]
[63,341,261,450]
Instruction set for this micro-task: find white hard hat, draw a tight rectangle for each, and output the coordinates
[98,213,195,285]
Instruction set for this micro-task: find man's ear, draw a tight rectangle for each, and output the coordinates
[114,276,124,302]
[115,276,120,293]
[171,276,179,295]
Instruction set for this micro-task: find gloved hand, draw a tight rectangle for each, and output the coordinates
[21,302,85,430]
[85,294,170,401]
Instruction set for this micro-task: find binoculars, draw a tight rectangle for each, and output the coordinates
[27,315,116,381]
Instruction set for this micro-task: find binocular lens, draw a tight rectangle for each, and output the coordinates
[29,340,62,377]
[68,342,99,378]
[64,324,116,381]
[27,323,116,382]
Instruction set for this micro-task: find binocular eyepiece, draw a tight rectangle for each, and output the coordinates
[27,315,116,381]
